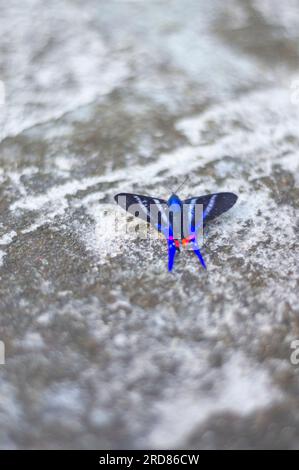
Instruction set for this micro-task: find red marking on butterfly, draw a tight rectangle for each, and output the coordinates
[182,235,195,246]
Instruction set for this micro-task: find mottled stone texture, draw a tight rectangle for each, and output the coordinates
[0,0,298,449]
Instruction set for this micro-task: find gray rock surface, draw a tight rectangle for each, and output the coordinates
[0,0,298,449]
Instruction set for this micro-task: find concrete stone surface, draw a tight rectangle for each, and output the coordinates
[0,0,298,449]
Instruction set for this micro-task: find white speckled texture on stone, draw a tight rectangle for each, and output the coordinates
[0,0,299,450]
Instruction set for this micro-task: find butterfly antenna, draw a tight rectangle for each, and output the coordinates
[174,175,189,194]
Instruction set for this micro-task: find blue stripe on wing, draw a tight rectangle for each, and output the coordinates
[184,192,238,228]
[114,193,168,229]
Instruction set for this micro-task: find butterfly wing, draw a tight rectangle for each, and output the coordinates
[114,193,168,231]
[184,192,238,231]
[115,193,180,270]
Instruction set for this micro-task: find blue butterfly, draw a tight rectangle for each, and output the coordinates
[115,179,237,272]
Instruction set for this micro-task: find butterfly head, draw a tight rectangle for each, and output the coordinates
[168,193,182,210]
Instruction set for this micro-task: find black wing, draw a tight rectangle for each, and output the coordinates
[184,192,238,228]
[114,193,168,228]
